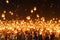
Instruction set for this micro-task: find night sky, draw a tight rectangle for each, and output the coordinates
[0,0,60,20]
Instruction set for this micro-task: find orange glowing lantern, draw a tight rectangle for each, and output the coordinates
[31,10,33,13]
[34,6,37,11]
[6,0,9,3]
[26,16,31,20]
[2,13,5,18]
[36,14,39,18]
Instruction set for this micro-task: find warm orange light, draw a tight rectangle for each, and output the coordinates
[58,20,60,22]
[0,17,60,35]
[41,17,45,21]
[2,13,5,18]
[11,12,13,15]
[3,17,6,20]
[31,10,33,13]
[9,11,13,15]
[6,0,9,3]
[34,6,37,11]
[3,11,6,13]
[36,14,39,18]
[26,16,30,20]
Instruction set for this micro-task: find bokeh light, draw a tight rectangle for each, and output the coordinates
[6,0,9,4]
[34,6,37,11]
[26,16,31,20]
[31,10,33,13]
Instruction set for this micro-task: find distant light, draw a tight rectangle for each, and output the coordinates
[9,11,13,15]
[26,16,30,20]
[34,6,37,11]
[56,18,58,20]
[53,18,55,20]
[57,30,60,33]
[9,11,11,13]
[3,11,6,13]
[36,14,39,18]
[3,17,6,20]
[31,10,33,13]
[6,0,9,4]
[2,13,5,18]
[41,17,45,22]
[11,12,13,15]
[58,20,60,22]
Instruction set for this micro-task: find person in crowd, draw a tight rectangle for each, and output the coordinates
[44,33,49,40]
[38,32,42,40]
[34,31,38,40]
[50,33,55,40]
[6,34,10,40]
[28,33,32,40]
[0,33,2,40]
[5,33,7,40]
[32,31,37,40]
[58,34,60,40]
[25,34,28,40]
[21,32,25,40]
[17,32,22,40]
[1,34,5,40]
[10,33,15,40]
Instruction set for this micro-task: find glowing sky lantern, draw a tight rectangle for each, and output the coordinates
[34,6,37,11]
[0,28,2,30]
[2,13,5,18]
[41,17,45,22]
[53,18,55,20]
[11,12,13,15]
[9,11,13,15]
[26,16,31,20]
[58,20,60,22]
[6,0,9,4]
[57,30,60,33]
[39,31,42,35]
[14,30,17,33]
[31,10,33,13]
[3,17,6,20]
[9,27,12,30]
[36,14,39,18]
[9,11,12,13]
[3,10,6,13]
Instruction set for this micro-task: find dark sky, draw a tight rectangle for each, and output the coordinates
[0,0,60,20]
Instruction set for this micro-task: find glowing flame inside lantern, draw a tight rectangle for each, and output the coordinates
[26,16,31,20]
[6,0,9,3]
[31,10,33,13]
[2,13,5,18]
[34,7,37,11]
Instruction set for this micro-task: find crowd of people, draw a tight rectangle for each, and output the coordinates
[0,18,60,40]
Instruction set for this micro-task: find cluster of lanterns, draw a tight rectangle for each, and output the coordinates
[31,6,37,13]
[0,17,60,37]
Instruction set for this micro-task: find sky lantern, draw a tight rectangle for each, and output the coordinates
[11,12,13,15]
[41,17,45,22]
[3,10,6,13]
[34,6,37,11]
[58,20,60,22]
[9,11,14,15]
[3,17,6,20]
[26,16,31,20]
[36,14,39,18]
[2,13,5,18]
[6,0,9,4]
[31,10,33,13]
